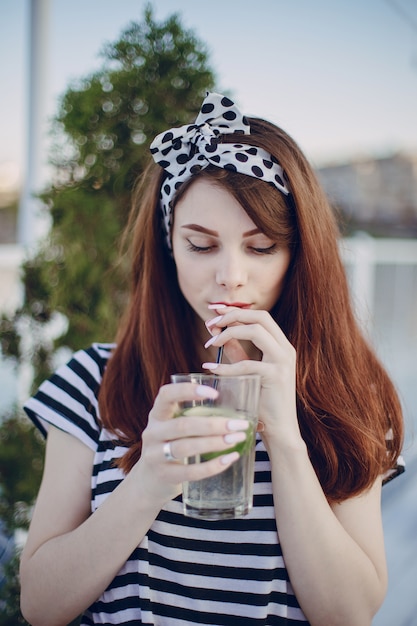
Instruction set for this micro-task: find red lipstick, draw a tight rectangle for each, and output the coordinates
[211,302,251,309]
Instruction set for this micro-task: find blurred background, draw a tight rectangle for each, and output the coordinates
[0,1,416,624]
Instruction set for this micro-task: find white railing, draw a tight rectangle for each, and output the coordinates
[341,234,417,455]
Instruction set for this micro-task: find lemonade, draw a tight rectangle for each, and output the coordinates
[179,405,257,520]
[171,373,261,520]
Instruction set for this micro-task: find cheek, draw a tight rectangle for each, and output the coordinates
[175,256,202,299]
[262,258,290,302]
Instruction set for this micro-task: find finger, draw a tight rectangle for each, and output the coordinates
[166,429,247,462]
[202,359,265,378]
[150,382,219,422]
[206,309,291,358]
[155,414,250,446]
[207,307,285,343]
[204,323,280,360]
[161,450,241,484]
[205,316,249,363]
[223,338,249,363]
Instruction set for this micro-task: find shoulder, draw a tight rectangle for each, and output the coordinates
[68,342,115,382]
[45,342,116,409]
[23,342,116,450]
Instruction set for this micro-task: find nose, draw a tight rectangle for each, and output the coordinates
[215,251,247,289]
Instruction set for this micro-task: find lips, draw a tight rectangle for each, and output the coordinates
[211,302,252,309]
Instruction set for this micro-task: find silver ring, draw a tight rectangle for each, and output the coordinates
[163,441,177,462]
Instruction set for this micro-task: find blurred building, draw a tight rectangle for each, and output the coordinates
[317,152,417,237]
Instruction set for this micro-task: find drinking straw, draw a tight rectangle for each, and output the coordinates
[216,345,224,365]
[212,328,226,395]
[215,326,227,365]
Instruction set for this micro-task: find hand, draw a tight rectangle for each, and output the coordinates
[132,381,250,506]
[203,306,302,451]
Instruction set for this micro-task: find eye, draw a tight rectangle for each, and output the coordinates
[249,243,277,255]
[186,239,215,253]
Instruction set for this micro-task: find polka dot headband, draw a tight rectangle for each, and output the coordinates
[150,92,291,248]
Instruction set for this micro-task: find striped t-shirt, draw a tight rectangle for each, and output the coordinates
[23,342,310,625]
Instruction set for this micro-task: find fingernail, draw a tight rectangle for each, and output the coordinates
[227,419,249,431]
[208,303,227,309]
[204,336,217,348]
[224,431,246,444]
[202,362,218,370]
[220,451,239,465]
[205,315,223,328]
[196,385,218,399]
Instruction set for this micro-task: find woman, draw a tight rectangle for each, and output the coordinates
[20,93,404,626]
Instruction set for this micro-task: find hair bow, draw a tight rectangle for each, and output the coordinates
[150,92,290,248]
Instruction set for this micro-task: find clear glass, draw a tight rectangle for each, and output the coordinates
[171,373,261,520]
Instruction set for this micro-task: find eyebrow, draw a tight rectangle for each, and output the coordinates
[181,224,261,237]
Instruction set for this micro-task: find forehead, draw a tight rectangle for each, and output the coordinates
[173,178,255,230]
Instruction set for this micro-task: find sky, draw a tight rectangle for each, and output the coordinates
[0,0,417,194]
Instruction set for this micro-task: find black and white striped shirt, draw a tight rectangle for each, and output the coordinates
[23,342,310,625]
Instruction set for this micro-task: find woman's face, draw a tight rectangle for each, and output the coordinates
[172,178,291,325]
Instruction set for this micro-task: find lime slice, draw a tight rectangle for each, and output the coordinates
[201,422,255,461]
[181,406,238,418]
[178,406,255,461]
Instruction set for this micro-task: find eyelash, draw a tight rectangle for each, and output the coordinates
[186,241,212,253]
[186,241,277,255]
[252,244,277,255]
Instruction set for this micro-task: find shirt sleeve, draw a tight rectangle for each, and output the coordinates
[23,343,114,452]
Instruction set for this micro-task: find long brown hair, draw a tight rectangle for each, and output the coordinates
[99,117,403,501]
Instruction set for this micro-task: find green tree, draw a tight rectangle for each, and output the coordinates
[0,411,44,533]
[0,551,26,625]
[0,4,216,619]
[1,3,216,385]
[0,408,44,624]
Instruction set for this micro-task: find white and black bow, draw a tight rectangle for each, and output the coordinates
[150,92,290,248]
